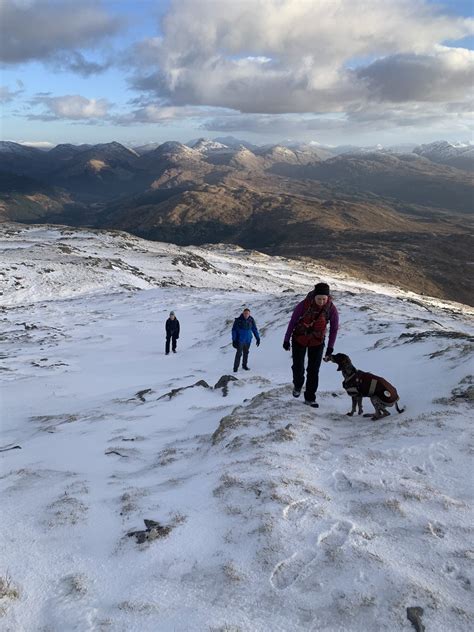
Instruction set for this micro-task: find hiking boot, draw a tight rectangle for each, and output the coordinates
[242,366,250,371]
[304,400,319,408]
[292,389,301,398]
[172,349,177,353]
[233,368,238,373]
[165,352,169,355]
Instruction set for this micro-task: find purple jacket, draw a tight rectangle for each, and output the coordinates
[284,298,339,349]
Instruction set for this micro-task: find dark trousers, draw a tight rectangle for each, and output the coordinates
[292,341,325,402]
[233,343,250,371]
[166,334,178,353]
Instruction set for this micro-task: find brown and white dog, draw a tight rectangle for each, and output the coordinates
[328,353,405,420]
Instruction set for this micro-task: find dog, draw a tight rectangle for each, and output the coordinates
[328,353,405,420]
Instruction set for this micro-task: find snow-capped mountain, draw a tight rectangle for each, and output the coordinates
[144,141,200,160]
[212,136,260,151]
[0,141,43,157]
[413,141,474,171]
[1,224,473,631]
[190,138,229,152]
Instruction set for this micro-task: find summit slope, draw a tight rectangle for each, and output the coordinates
[0,224,473,631]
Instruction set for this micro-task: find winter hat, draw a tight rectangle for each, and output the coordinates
[314,282,330,296]
[169,311,175,316]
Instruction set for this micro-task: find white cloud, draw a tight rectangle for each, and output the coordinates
[113,104,214,125]
[29,95,112,121]
[202,103,473,144]
[128,0,474,114]
[18,141,55,149]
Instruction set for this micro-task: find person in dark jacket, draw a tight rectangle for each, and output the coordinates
[283,282,338,407]
[232,308,260,372]
[165,311,180,354]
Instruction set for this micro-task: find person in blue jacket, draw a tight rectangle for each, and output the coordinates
[232,307,260,372]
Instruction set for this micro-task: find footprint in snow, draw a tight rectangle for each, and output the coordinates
[283,498,314,522]
[270,549,317,590]
[443,563,472,591]
[317,520,353,548]
[270,520,353,590]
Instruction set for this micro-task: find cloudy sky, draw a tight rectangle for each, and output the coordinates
[1,0,473,147]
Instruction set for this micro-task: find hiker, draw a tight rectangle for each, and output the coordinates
[165,311,180,354]
[283,282,338,408]
[232,307,260,372]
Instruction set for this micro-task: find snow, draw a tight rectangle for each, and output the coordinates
[0,224,473,631]
[192,138,229,152]
[413,141,474,160]
[0,141,40,156]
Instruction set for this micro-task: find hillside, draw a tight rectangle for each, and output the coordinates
[0,140,472,305]
[0,172,77,222]
[1,224,473,631]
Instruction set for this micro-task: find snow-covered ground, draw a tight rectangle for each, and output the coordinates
[0,223,473,632]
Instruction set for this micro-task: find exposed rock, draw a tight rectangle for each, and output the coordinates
[434,375,474,405]
[266,426,296,442]
[105,449,128,458]
[407,606,425,632]
[214,374,238,396]
[127,519,173,544]
[158,380,210,400]
[135,388,153,402]
[0,444,21,452]
[212,409,253,445]
[399,330,474,344]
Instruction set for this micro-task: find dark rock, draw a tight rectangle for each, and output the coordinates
[399,330,473,344]
[0,444,22,452]
[20,322,38,330]
[105,449,128,458]
[127,519,173,544]
[214,374,238,396]
[407,606,425,632]
[158,380,210,400]
[135,388,152,402]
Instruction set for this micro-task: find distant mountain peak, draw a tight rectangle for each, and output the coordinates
[413,140,474,171]
[0,141,41,156]
[191,138,228,152]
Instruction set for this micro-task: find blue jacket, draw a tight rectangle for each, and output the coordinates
[232,313,260,346]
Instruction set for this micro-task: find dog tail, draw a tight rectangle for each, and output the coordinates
[396,402,405,414]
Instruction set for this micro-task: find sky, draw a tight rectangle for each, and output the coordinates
[1,0,473,148]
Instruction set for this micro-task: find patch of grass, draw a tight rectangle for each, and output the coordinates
[0,572,20,613]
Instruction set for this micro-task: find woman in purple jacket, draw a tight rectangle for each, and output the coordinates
[283,282,339,408]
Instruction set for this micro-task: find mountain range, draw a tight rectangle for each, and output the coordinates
[0,137,472,305]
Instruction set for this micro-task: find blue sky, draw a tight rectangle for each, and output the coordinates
[1,0,473,148]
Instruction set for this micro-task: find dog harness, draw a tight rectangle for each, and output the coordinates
[344,370,398,404]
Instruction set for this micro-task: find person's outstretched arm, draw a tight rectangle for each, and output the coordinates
[325,304,339,356]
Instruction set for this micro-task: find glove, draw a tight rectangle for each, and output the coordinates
[283,341,290,351]
[256,339,260,347]
[232,341,238,349]
[323,347,333,362]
